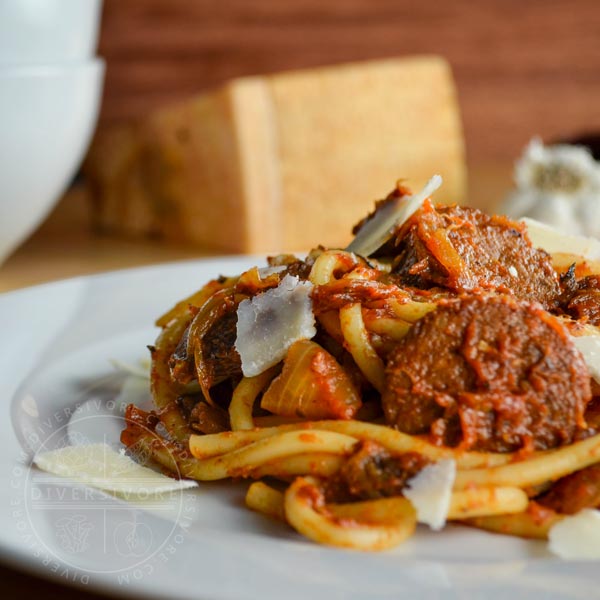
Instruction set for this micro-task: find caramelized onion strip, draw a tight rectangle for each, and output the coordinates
[186,288,239,405]
[151,312,196,442]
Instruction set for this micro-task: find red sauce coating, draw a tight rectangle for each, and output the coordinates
[311,279,406,313]
[383,295,592,452]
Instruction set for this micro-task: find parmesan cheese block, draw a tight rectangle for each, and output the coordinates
[84,56,466,253]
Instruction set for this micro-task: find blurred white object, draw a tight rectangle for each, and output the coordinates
[0,60,105,264]
[0,0,102,64]
[501,138,600,237]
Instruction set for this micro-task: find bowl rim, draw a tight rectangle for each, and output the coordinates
[0,57,105,77]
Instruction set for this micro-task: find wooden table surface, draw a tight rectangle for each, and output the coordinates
[0,162,511,597]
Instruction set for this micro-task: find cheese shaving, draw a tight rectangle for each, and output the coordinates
[404,459,456,531]
[521,217,600,259]
[573,335,600,384]
[346,174,443,257]
[235,274,317,377]
[34,443,198,497]
[548,509,600,559]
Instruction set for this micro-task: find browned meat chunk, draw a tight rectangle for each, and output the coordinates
[383,295,592,452]
[200,310,241,386]
[175,395,230,434]
[561,274,600,325]
[324,441,430,502]
[537,464,600,514]
[391,203,560,309]
[169,324,195,384]
[189,400,230,434]
[170,309,241,391]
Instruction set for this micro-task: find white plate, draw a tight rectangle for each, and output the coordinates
[0,257,597,599]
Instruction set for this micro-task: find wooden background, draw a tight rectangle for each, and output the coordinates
[97,0,600,165]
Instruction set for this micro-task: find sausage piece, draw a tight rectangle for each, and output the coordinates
[383,295,592,452]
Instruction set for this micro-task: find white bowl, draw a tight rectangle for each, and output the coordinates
[0,0,102,64]
[0,59,105,264]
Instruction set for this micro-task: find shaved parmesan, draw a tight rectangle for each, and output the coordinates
[235,274,317,377]
[573,334,600,383]
[521,217,600,259]
[404,459,456,531]
[548,509,600,559]
[346,175,443,257]
[34,443,198,497]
